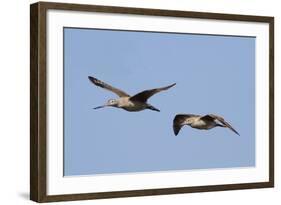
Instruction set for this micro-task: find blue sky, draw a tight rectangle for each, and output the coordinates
[63,28,255,176]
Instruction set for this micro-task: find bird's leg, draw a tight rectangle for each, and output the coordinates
[146,104,160,112]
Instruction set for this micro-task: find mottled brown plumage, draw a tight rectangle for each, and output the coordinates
[173,114,239,136]
[130,84,176,102]
[88,76,129,97]
[88,76,176,112]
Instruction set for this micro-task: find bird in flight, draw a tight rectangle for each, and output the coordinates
[88,76,176,112]
[173,114,240,136]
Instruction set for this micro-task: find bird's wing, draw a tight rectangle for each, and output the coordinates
[88,76,130,97]
[201,114,240,136]
[173,114,197,136]
[130,83,176,102]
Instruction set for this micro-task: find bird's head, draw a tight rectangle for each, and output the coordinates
[185,118,194,125]
[93,99,118,110]
[107,99,118,106]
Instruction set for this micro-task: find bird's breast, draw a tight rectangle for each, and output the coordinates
[120,100,147,111]
[191,120,216,129]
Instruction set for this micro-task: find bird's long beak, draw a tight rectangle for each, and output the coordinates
[93,104,107,109]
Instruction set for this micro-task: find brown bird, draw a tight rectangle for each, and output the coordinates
[173,114,240,136]
[88,76,176,112]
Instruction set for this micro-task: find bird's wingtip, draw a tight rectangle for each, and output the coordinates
[173,129,179,136]
[231,129,240,136]
[88,76,99,85]
[165,83,176,90]
[232,128,240,136]
[88,76,94,81]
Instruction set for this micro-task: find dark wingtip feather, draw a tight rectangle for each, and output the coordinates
[233,129,240,136]
[173,125,180,136]
[88,76,101,86]
[173,115,183,136]
[88,76,95,83]
[169,83,176,89]
[173,127,179,136]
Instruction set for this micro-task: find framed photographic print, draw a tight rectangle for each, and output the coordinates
[30,1,274,202]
